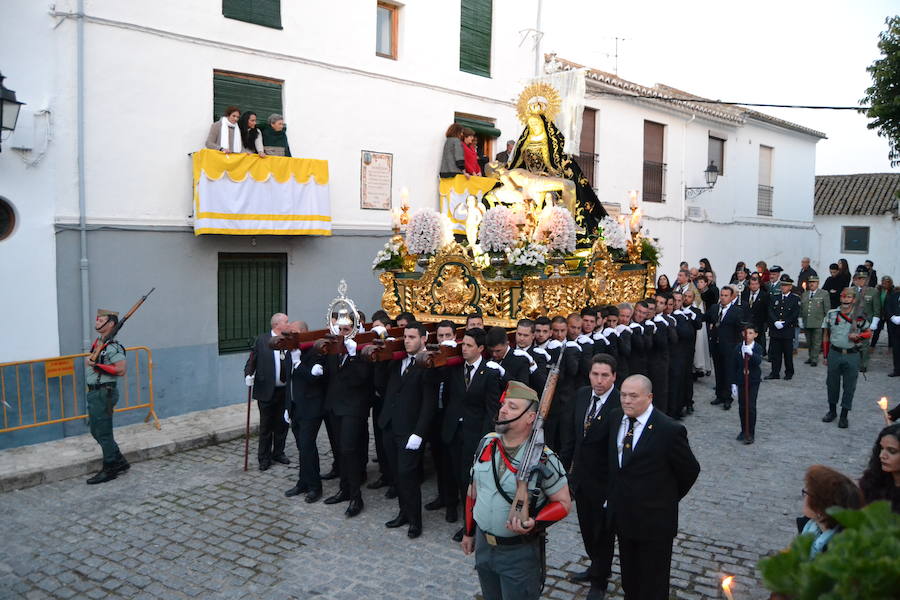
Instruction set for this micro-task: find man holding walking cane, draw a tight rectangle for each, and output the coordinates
[731,324,762,445]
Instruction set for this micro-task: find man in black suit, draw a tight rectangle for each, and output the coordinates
[375,322,439,539]
[741,276,770,357]
[549,316,584,467]
[766,277,801,380]
[886,288,900,377]
[647,295,677,416]
[485,326,533,386]
[244,313,292,471]
[569,354,621,600]
[607,374,700,600]
[667,293,697,420]
[627,302,652,378]
[439,327,502,541]
[707,286,746,409]
[284,323,327,504]
[514,318,550,394]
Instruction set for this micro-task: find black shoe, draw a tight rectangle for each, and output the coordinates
[445,505,459,523]
[345,497,364,517]
[722,402,732,410]
[320,468,339,481]
[710,398,724,406]
[586,586,607,600]
[822,408,837,423]
[452,527,465,542]
[304,489,323,504]
[385,514,409,528]
[111,458,130,474]
[803,358,812,365]
[424,498,445,511]
[385,485,398,499]
[810,361,817,367]
[859,366,868,373]
[888,372,898,377]
[407,525,422,539]
[743,436,755,445]
[86,469,117,485]
[284,483,309,497]
[736,432,745,441]
[568,569,591,584]
[686,405,694,415]
[838,409,849,429]
[324,490,351,505]
[764,373,780,380]
[258,462,272,472]
[784,373,793,381]
[366,476,388,489]
[272,455,290,465]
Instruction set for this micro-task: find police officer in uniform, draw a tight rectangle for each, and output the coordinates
[461,381,572,600]
[822,288,872,429]
[766,277,800,380]
[84,309,130,485]
[799,276,830,367]
[851,270,882,373]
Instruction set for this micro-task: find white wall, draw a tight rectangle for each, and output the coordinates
[814,215,900,282]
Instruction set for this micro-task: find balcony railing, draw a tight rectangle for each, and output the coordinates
[643,160,666,203]
[574,152,598,189]
[757,185,773,216]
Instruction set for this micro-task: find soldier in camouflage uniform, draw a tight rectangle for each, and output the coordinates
[851,270,882,373]
[800,276,830,367]
[822,289,872,429]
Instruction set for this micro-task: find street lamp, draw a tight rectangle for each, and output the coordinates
[685,161,719,199]
[0,72,25,152]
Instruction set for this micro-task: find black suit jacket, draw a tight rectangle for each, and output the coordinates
[741,288,771,328]
[522,345,549,396]
[706,302,746,349]
[606,407,700,540]
[324,353,372,419]
[244,333,289,404]
[571,386,620,498]
[498,348,532,387]
[768,292,801,339]
[730,341,763,386]
[626,324,650,376]
[288,348,326,420]
[377,358,438,439]
[439,360,502,444]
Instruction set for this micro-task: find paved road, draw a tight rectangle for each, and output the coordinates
[1,349,895,599]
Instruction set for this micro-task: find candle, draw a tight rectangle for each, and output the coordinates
[878,397,891,425]
[721,575,735,600]
[400,186,410,207]
[628,190,639,210]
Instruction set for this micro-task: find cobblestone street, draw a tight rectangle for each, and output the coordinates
[1,351,896,600]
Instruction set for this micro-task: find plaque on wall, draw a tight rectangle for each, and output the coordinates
[360,151,393,210]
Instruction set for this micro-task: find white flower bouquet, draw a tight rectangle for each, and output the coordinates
[406,208,443,256]
[479,205,519,253]
[506,238,548,276]
[534,206,576,254]
[599,216,629,251]
[371,238,404,270]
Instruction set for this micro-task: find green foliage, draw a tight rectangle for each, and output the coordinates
[861,16,900,167]
[758,501,900,599]
[640,238,661,266]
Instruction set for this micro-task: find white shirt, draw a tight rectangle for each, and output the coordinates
[401,353,416,375]
[617,404,654,467]
[586,387,614,425]
[718,298,737,322]
[271,330,286,387]
[464,356,483,383]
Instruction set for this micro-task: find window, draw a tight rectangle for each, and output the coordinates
[842,227,870,253]
[708,135,725,176]
[376,2,399,59]
[212,71,283,124]
[460,0,492,77]
[757,145,773,216]
[455,113,500,162]
[0,197,15,241]
[575,108,598,188]
[642,121,666,203]
[218,253,287,354]
[222,0,282,29]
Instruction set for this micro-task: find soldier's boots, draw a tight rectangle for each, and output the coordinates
[86,468,118,485]
[822,405,838,423]
[838,409,849,429]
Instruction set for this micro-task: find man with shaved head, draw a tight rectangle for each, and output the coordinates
[607,375,700,600]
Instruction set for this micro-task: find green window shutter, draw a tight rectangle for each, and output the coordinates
[218,253,287,354]
[223,0,282,29]
[213,72,283,123]
[454,116,500,139]
[460,0,492,77]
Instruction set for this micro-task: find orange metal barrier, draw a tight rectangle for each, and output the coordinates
[0,346,159,434]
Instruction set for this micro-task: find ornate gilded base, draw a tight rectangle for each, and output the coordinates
[379,240,656,327]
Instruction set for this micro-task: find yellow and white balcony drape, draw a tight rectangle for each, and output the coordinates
[192,149,331,235]
[438,174,498,234]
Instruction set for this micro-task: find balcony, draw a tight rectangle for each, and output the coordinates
[757,185,774,216]
[643,160,667,203]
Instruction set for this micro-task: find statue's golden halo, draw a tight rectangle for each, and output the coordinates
[515,82,562,124]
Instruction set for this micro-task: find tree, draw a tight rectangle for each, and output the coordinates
[861,16,900,167]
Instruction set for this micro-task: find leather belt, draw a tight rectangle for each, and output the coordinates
[831,346,858,355]
[87,383,116,391]
[483,531,533,546]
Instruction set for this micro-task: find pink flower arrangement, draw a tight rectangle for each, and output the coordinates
[535,206,576,254]
[479,206,518,253]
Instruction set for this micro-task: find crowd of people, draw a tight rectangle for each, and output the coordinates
[204,105,292,157]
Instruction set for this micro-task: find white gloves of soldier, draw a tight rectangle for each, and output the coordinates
[576,334,592,345]
[440,339,458,348]
[741,344,753,357]
[311,364,324,377]
[629,322,642,330]
[730,384,738,402]
[892,316,900,325]
[283,409,290,424]
[485,361,505,377]
[245,374,255,387]
[372,325,388,338]
[344,338,357,356]
[546,339,562,350]
[774,321,785,329]
[798,318,805,329]
[514,348,537,373]
[602,327,615,338]
[615,324,627,335]
[291,349,301,369]
[565,340,581,350]
[533,347,550,360]
[687,310,697,320]
[592,330,607,343]
[870,318,880,330]
[653,314,665,324]
[405,434,423,450]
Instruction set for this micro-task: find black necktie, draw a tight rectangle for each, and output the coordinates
[402,356,413,376]
[279,351,288,383]
[584,394,600,431]
[465,363,474,388]
[621,417,637,465]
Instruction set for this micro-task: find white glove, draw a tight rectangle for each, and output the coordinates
[798,318,805,329]
[546,339,562,350]
[644,319,654,327]
[405,434,423,450]
[629,322,642,330]
[891,315,900,325]
[245,374,254,387]
[358,323,365,333]
[653,314,665,323]
[565,340,581,350]
[741,344,753,356]
[291,349,301,369]
[283,409,290,424]
[730,384,738,402]
[485,361,505,377]
[372,325,388,337]
[688,310,697,320]
[591,330,605,342]
[576,334,592,345]
[615,324,627,335]
[513,348,534,363]
[602,327,615,338]
[774,321,784,329]
[386,336,396,342]
[311,364,324,377]
[533,347,550,360]
[870,317,880,330]
[344,338,357,356]
[440,339,458,348]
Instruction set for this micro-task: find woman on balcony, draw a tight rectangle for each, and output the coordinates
[205,106,243,154]
[238,111,266,156]
[462,128,483,176]
[439,123,466,179]
[261,114,292,157]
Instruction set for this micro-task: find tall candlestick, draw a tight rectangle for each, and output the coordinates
[878,397,891,425]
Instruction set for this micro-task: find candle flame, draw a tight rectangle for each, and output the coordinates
[630,208,642,233]
[879,397,888,411]
[722,576,734,591]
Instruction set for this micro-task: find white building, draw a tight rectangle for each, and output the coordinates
[813,173,900,280]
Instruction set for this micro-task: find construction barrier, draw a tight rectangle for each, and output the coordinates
[0,346,159,434]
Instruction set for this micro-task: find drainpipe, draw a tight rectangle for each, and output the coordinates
[680,113,696,264]
[77,0,91,351]
[534,0,543,77]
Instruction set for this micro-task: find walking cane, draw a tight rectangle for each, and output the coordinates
[244,383,253,471]
[742,330,751,438]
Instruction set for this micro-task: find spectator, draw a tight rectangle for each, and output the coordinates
[238,111,266,156]
[698,258,713,273]
[679,261,689,271]
[494,139,515,165]
[656,274,672,294]
[822,263,845,309]
[859,424,900,514]
[461,127,482,175]
[733,268,749,299]
[837,258,851,279]
[865,260,878,288]
[798,465,863,558]
[755,260,771,284]
[871,275,894,349]
[439,123,466,178]
[205,105,242,153]
[261,114,291,157]
[689,267,700,282]
[797,257,818,290]
[729,261,746,284]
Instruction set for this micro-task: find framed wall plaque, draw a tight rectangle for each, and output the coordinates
[360,150,393,210]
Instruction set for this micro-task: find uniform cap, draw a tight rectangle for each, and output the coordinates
[779,277,794,286]
[770,266,783,272]
[96,309,119,318]
[853,270,869,279]
[501,380,539,405]
[807,275,819,282]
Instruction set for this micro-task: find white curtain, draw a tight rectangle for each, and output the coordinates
[532,68,586,155]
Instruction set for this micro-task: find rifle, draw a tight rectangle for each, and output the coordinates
[89,288,155,362]
[507,344,565,526]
